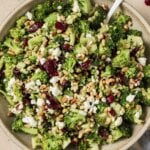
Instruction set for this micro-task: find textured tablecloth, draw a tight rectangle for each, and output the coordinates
[0,0,150,150]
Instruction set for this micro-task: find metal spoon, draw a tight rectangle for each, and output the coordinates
[105,0,123,23]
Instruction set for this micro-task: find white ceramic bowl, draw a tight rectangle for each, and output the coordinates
[0,0,150,150]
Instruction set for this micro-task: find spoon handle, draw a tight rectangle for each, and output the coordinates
[106,0,123,23]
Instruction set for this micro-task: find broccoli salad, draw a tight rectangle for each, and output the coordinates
[0,0,150,149]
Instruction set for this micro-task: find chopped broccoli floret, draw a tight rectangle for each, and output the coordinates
[10,27,25,39]
[31,1,51,21]
[44,12,57,27]
[141,88,150,106]
[125,104,143,124]
[101,66,113,78]
[128,29,142,36]
[12,117,23,131]
[143,64,150,78]
[42,133,70,150]
[4,38,23,55]
[32,136,42,149]
[111,124,132,141]
[54,35,65,45]
[112,50,131,68]
[89,6,107,30]
[78,0,92,14]
[125,66,137,78]
[79,20,90,33]
[64,109,86,129]
[32,70,49,84]
[16,16,28,27]
[28,35,43,50]
[62,54,76,74]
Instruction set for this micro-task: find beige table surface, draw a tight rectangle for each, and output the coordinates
[0,0,150,150]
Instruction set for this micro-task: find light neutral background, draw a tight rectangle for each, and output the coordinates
[0,0,150,149]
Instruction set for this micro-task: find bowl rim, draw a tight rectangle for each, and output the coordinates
[0,1,150,150]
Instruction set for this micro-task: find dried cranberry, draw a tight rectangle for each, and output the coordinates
[46,94,61,109]
[41,59,58,77]
[109,109,116,116]
[0,70,4,78]
[22,38,28,48]
[13,67,21,78]
[130,47,140,57]
[117,72,126,84]
[28,22,44,33]
[55,21,68,33]
[106,95,115,104]
[80,60,92,71]
[99,128,109,139]
[145,0,150,5]
[23,93,31,106]
[61,43,73,52]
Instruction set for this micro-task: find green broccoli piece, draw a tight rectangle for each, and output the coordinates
[112,12,131,26]
[28,35,43,50]
[54,36,65,45]
[16,16,28,27]
[125,105,143,124]
[79,20,90,33]
[141,88,150,106]
[78,0,92,14]
[111,124,132,141]
[89,6,107,30]
[99,41,111,57]
[10,27,25,39]
[31,1,51,21]
[101,66,113,78]
[112,50,131,68]
[4,38,23,55]
[44,12,57,27]
[128,29,142,36]
[42,133,70,150]
[12,117,38,135]
[62,55,76,74]
[64,109,86,130]
[32,70,49,84]
[4,63,15,79]
[78,141,89,150]
[32,136,42,149]
[125,66,137,78]
[143,64,150,78]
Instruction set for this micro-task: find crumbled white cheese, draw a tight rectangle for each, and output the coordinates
[50,48,61,60]
[50,76,60,85]
[50,86,62,97]
[106,57,112,62]
[138,57,147,66]
[126,94,135,102]
[37,98,45,107]
[56,121,65,129]
[22,116,37,127]
[48,109,55,114]
[86,33,92,38]
[57,6,62,10]
[135,112,140,119]
[115,117,123,127]
[26,11,32,20]
[7,77,15,91]
[31,99,36,105]
[39,58,46,65]
[101,97,106,103]
[25,81,35,90]
[72,0,80,13]
[35,80,41,86]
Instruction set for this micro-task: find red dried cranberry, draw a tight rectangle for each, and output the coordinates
[99,128,109,139]
[61,43,73,52]
[106,95,115,104]
[41,59,58,77]
[145,0,150,5]
[130,47,140,57]
[13,67,21,78]
[109,109,116,116]
[46,95,61,109]
[80,60,92,71]
[28,22,44,33]
[55,21,68,33]
[117,72,126,84]
[22,38,28,48]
